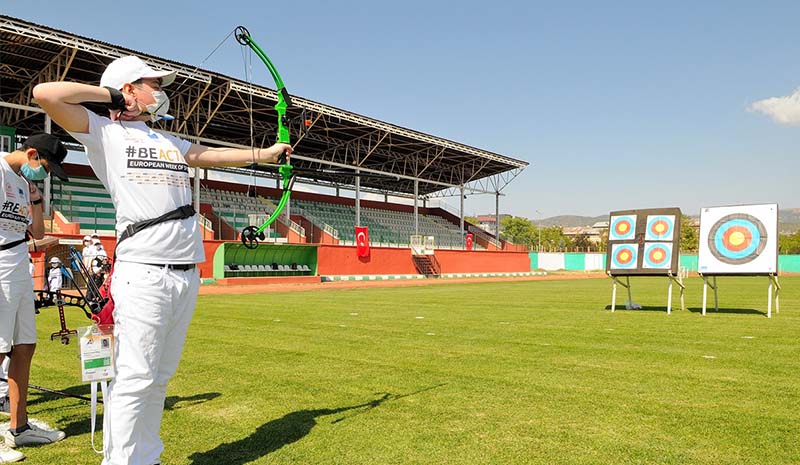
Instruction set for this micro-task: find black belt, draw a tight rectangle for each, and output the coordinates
[143,263,196,271]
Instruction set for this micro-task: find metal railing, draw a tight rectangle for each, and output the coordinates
[467,224,500,248]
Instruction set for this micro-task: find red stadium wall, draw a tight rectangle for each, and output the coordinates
[317,245,529,275]
[434,249,530,273]
[317,246,418,275]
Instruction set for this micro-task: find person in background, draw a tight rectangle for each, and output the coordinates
[0,133,68,462]
[47,256,63,292]
[91,237,107,258]
[82,234,96,272]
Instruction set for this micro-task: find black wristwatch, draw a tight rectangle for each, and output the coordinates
[31,198,43,206]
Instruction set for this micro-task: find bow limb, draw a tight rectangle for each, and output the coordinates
[235,26,295,248]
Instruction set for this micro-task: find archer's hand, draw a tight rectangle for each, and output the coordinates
[265,143,293,163]
[110,92,141,122]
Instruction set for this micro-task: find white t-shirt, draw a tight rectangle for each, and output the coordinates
[48,266,63,291]
[0,156,32,282]
[82,244,97,268]
[68,110,204,264]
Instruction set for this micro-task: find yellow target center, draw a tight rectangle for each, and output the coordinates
[620,251,630,261]
[729,231,746,246]
[653,250,664,260]
[655,223,666,233]
[618,223,628,233]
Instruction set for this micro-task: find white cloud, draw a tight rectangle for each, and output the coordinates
[749,88,800,125]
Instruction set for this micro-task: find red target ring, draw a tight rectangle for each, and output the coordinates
[721,225,751,252]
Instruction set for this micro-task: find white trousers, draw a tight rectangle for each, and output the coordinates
[102,262,200,465]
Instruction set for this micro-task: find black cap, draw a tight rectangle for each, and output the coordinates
[21,133,69,181]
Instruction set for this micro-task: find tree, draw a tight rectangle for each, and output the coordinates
[500,216,536,246]
[572,233,591,252]
[779,231,800,254]
[679,215,698,252]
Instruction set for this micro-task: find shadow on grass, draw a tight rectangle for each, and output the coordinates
[189,384,446,465]
[25,387,222,438]
[188,394,389,465]
[165,392,221,410]
[686,307,767,316]
[603,305,675,312]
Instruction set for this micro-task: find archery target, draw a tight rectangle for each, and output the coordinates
[698,204,778,275]
[610,215,636,241]
[645,215,675,241]
[708,214,766,265]
[610,244,638,270]
[642,242,673,269]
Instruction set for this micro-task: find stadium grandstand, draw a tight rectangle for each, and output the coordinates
[0,15,531,281]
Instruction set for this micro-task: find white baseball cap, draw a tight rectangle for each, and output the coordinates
[100,56,177,90]
[92,238,103,245]
[83,235,92,242]
[49,256,61,264]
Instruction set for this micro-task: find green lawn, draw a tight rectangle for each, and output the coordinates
[17,276,800,464]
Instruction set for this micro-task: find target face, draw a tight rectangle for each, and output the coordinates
[611,244,638,269]
[707,214,767,265]
[642,242,673,269]
[645,215,675,241]
[609,215,636,241]
[698,204,778,275]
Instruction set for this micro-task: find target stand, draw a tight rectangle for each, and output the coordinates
[701,274,780,318]
[697,204,780,318]
[609,272,686,314]
[606,207,684,314]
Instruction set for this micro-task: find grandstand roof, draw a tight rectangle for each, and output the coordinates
[0,15,527,197]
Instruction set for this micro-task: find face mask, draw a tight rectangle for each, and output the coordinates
[144,90,172,122]
[20,157,48,181]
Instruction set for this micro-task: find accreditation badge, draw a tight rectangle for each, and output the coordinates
[78,324,115,382]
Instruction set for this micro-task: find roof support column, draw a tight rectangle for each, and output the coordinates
[460,185,465,249]
[355,170,361,227]
[414,179,419,235]
[495,192,500,238]
[43,115,52,217]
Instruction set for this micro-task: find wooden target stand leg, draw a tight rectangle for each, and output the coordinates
[768,274,780,318]
[701,275,718,316]
[610,275,632,312]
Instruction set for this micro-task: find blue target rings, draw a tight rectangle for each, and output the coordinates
[612,244,638,269]
[708,214,767,265]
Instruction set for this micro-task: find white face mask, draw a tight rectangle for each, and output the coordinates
[144,90,172,122]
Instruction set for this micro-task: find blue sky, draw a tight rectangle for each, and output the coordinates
[3,1,798,218]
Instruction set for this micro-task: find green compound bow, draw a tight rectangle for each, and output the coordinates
[234,26,295,249]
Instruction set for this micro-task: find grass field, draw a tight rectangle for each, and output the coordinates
[14,276,800,464]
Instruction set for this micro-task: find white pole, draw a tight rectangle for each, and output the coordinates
[611,278,617,312]
[702,276,708,316]
[667,279,673,315]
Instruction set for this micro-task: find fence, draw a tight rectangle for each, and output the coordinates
[529,252,800,272]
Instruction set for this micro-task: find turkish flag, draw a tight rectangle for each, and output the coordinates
[465,233,474,251]
[356,226,370,257]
